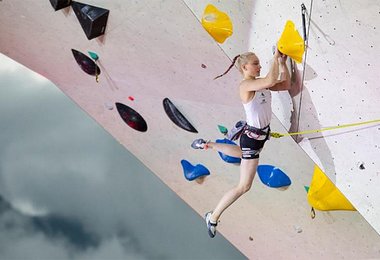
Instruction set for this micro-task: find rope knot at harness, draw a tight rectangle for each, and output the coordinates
[270,132,284,138]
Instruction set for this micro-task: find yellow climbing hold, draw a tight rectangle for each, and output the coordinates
[307,165,356,211]
[277,20,305,63]
[201,4,233,44]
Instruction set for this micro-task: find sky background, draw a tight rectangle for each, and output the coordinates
[0,53,244,259]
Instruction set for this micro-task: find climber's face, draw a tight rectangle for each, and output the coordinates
[242,55,261,78]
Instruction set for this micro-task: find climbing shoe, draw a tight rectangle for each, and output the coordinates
[191,139,208,149]
[205,211,217,238]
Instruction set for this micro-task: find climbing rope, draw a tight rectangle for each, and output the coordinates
[270,118,380,138]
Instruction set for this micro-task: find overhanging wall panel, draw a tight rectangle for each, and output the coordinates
[1,0,379,258]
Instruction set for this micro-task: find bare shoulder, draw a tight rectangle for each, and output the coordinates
[239,78,253,90]
[239,80,255,103]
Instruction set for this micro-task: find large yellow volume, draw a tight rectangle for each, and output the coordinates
[307,165,356,211]
[277,20,305,63]
[201,4,233,44]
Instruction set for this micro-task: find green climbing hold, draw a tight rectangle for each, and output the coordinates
[88,51,99,61]
[218,125,228,135]
[304,186,310,193]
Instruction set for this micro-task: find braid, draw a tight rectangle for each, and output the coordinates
[213,55,240,80]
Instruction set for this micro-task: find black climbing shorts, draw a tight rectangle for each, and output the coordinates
[239,126,270,160]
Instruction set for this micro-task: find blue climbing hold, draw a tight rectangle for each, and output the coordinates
[181,160,210,181]
[257,165,291,188]
[215,139,241,164]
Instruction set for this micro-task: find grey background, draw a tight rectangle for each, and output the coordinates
[0,54,244,259]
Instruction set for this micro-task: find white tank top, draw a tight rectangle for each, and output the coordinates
[242,89,272,128]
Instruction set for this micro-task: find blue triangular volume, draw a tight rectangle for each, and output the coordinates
[257,165,291,188]
[180,160,210,181]
[215,138,241,164]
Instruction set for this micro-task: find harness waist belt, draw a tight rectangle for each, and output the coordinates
[245,125,270,136]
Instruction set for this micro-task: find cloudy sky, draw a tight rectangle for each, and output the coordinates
[0,53,244,259]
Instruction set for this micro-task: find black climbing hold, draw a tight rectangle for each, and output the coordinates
[116,102,147,132]
[71,49,101,76]
[163,98,198,133]
[72,1,109,40]
[49,0,72,11]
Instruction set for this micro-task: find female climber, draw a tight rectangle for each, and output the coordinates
[191,48,291,238]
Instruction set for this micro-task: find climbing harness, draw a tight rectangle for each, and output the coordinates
[244,124,271,142]
[227,120,247,141]
[270,118,380,138]
[227,121,270,141]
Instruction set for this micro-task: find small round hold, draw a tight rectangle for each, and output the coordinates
[293,225,303,233]
[104,102,114,110]
[128,96,135,101]
[201,64,207,69]
[249,236,253,241]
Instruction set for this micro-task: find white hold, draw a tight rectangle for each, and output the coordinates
[293,225,303,233]
[104,102,114,110]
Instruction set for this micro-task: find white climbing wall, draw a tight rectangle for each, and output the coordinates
[183,0,380,233]
[0,0,379,258]
[297,1,380,230]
